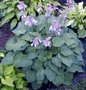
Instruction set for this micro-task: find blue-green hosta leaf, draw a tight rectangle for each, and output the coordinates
[63,72,73,85]
[12,22,26,35]
[58,54,73,67]
[1,52,14,65]
[45,67,56,81]
[27,52,38,59]
[52,37,65,47]
[13,53,33,67]
[52,75,64,86]
[25,70,36,83]
[32,60,43,70]
[60,45,73,56]
[67,64,83,72]
[49,61,59,74]
[51,56,62,67]
[36,69,45,81]
[21,32,34,41]
[31,82,42,90]
[29,32,41,37]
[6,37,26,51]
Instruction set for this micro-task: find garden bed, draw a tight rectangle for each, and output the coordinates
[0,16,86,90]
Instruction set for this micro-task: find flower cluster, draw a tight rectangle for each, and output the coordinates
[45,3,58,17]
[49,20,62,36]
[31,37,51,47]
[17,1,27,11]
[17,1,37,27]
[37,3,43,13]
[17,1,62,48]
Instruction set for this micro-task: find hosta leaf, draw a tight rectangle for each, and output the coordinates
[31,82,42,90]
[1,52,14,65]
[11,19,17,30]
[58,54,73,67]
[21,32,34,41]
[0,12,15,26]
[0,64,4,76]
[66,20,74,26]
[0,2,7,9]
[6,37,26,51]
[36,69,45,81]
[4,66,14,75]
[45,67,56,81]
[27,52,38,59]
[51,56,61,67]
[0,53,4,57]
[63,72,73,85]
[60,46,73,56]
[13,53,33,67]
[49,61,59,74]
[53,75,64,86]
[67,64,83,72]
[25,70,36,83]
[12,22,26,35]
[1,76,14,87]
[52,37,65,47]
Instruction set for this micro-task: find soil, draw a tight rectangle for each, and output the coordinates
[0,23,14,49]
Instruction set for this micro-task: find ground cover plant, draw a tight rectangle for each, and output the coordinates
[0,0,86,90]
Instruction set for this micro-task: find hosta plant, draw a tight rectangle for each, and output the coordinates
[2,10,84,89]
[0,64,28,90]
[60,1,86,38]
[0,0,60,29]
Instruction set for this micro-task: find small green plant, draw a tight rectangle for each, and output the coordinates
[0,64,28,90]
[61,1,86,38]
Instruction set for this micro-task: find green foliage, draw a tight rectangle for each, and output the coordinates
[0,53,4,57]
[75,78,86,90]
[63,2,86,38]
[0,0,60,29]
[2,14,84,90]
[0,64,28,90]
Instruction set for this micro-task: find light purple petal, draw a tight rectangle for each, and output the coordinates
[17,1,27,11]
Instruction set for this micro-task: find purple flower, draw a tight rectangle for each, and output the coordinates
[31,37,42,47]
[45,3,54,17]
[60,10,67,20]
[20,11,26,20]
[43,37,51,47]
[37,3,43,13]
[25,16,37,27]
[17,1,27,11]
[49,20,62,36]
[66,0,74,8]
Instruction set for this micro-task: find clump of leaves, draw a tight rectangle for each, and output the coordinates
[0,64,28,90]
[61,1,86,38]
[2,12,84,89]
